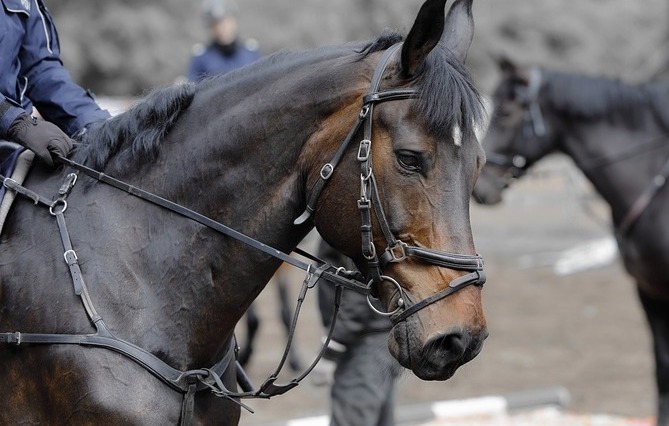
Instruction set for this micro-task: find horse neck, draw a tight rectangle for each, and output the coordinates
[552,105,669,223]
[130,55,367,298]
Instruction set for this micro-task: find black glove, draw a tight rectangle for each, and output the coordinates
[8,113,73,167]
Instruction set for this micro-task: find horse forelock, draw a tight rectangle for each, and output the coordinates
[73,83,196,171]
[360,32,484,145]
[414,46,484,144]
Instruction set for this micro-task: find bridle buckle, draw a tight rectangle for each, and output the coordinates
[386,241,408,262]
[357,139,371,162]
[320,163,334,180]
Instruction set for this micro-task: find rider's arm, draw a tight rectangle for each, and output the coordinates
[18,0,109,136]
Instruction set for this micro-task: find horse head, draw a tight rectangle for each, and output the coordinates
[474,57,559,205]
[308,0,488,381]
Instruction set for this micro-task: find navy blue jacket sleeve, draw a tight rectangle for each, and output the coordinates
[17,0,109,136]
[0,0,110,135]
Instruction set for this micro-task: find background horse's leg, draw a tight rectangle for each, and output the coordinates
[637,286,669,426]
[237,305,259,367]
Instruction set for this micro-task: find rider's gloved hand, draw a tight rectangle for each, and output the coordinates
[8,113,73,167]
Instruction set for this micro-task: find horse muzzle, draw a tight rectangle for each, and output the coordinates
[389,320,488,380]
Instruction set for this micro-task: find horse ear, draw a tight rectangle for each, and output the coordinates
[400,0,449,78]
[441,0,475,64]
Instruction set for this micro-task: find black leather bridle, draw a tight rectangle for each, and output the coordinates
[296,43,485,325]
[0,42,485,423]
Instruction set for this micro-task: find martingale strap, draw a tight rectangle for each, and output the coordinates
[0,170,350,424]
[56,156,371,296]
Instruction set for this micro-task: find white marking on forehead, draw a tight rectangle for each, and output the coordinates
[452,124,462,146]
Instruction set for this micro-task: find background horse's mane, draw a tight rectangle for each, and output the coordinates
[74,30,483,171]
[541,69,669,130]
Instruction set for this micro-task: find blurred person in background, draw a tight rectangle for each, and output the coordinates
[0,0,110,168]
[187,2,303,370]
[186,0,260,82]
[314,239,402,426]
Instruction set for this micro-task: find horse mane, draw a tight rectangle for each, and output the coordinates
[74,30,483,171]
[541,70,669,130]
[73,83,196,170]
[647,82,669,131]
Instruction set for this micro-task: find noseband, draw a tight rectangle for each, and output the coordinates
[296,43,485,325]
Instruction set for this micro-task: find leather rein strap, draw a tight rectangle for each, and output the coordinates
[55,156,370,296]
[1,169,353,425]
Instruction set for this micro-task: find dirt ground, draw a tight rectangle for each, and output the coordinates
[235,155,655,425]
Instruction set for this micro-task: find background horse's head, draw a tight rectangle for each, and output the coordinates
[473,57,559,205]
[310,0,487,380]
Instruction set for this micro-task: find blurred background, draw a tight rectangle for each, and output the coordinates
[49,0,669,98]
[45,0,669,424]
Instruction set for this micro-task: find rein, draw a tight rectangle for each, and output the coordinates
[0,169,355,418]
[0,42,486,422]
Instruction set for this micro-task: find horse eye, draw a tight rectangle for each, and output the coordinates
[396,150,421,172]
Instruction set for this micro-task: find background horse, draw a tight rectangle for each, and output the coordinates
[0,0,488,424]
[473,58,669,425]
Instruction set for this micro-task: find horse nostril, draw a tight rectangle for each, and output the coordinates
[429,329,471,359]
[410,328,486,380]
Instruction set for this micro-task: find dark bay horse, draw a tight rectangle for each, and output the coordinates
[0,0,488,424]
[473,58,669,425]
